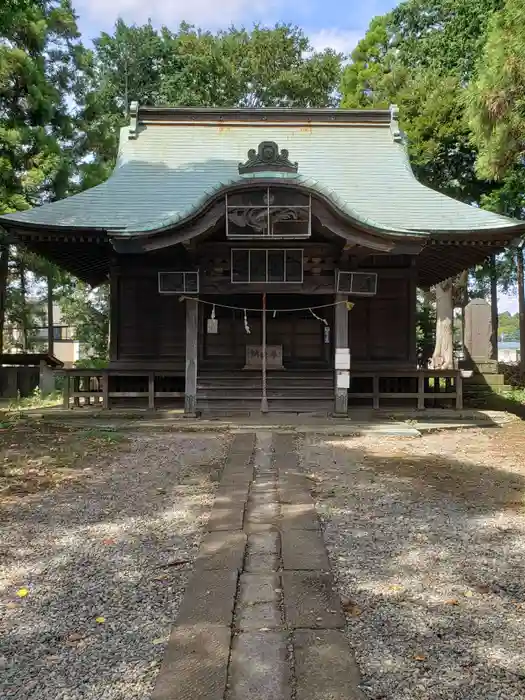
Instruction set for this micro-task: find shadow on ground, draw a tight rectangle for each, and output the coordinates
[0,431,230,700]
[305,425,525,699]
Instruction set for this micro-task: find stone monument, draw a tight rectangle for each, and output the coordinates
[463,298,496,373]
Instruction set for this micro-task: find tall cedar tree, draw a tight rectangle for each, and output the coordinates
[0,0,86,351]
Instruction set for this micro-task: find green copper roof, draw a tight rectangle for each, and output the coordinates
[1,106,521,236]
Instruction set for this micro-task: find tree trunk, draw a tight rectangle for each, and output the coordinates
[47,275,54,356]
[431,278,454,370]
[489,255,498,361]
[0,243,9,354]
[517,246,525,376]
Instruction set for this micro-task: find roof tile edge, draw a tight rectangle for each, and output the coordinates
[133,104,392,126]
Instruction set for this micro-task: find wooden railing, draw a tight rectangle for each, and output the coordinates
[58,367,463,411]
[59,369,185,409]
[348,369,463,410]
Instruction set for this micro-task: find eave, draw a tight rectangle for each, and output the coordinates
[0,223,111,286]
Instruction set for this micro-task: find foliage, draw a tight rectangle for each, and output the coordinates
[416,292,436,367]
[340,0,501,203]
[340,0,524,361]
[501,388,525,404]
[467,0,525,180]
[0,0,86,214]
[8,387,62,411]
[499,312,520,342]
[74,357,109,369]
[390,0,504,79]
[58,282,109,359]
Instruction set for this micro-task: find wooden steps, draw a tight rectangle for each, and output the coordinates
[197,370,334,414]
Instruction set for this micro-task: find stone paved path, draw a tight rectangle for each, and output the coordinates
[152,432,365,700]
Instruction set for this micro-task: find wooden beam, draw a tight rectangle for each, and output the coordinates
[185,298,198,415]
[334,293,349,415]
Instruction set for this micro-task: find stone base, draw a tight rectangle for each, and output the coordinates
[460,359,498,374]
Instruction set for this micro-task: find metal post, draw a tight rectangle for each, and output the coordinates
[261,292,268,413]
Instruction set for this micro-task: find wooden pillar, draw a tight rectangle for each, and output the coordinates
[102,373,109,410]
[148,372,155,410]
[456,373,463,410]
[109,263,119,361]
[185,298,198,415]
[63,373,70,409]
[334,293,349,415]
[409,259,418,366]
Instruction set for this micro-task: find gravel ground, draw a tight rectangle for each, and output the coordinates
[0,431,229,700]
[301,426,525,700]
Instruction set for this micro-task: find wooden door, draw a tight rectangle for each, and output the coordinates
[201,294,332,368]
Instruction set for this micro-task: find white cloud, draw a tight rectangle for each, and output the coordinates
[308,28,364,56]
[76,0,278,31]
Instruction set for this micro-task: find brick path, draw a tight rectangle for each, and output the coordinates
[152,432,365,700]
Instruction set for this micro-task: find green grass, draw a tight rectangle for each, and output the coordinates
[6,388,62,412]
[501,387,525,405]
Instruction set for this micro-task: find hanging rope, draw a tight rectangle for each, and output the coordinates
[179,296,353,313]
[309,307,329,326]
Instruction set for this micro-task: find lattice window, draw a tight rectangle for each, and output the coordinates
[158,271,199,294]
[336,270,378,296]
[231,249,303,283]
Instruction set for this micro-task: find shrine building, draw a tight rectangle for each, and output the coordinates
[1,104,523,413]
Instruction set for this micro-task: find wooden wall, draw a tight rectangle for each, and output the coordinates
[349,273,415,369]
[109,247,416,371]
[110,254,186,370]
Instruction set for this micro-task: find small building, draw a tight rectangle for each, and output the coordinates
[5,302,79,367]
[1,105,523,413]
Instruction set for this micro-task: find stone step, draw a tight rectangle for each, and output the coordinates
[464,384,512,395]
[463,373,505,386]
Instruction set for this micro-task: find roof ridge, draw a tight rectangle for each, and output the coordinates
[129,101,393,127]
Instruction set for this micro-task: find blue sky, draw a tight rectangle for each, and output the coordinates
[74,0,398,53]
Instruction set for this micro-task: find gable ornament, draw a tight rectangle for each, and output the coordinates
[238,141,298,174]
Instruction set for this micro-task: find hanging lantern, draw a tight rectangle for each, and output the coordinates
[207,305,218,334]
[324,326,331,344]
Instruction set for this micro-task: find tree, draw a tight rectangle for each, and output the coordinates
[0,1,87,353]
[431,279,455,369]
[390,0,504,79]
[59,282,109,359]
[467,0,525,180]
[499,311,520,342]
[340,0,520,367]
